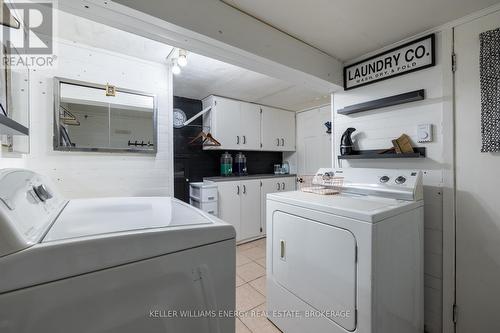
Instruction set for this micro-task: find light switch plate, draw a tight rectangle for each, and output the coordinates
[417,124,432,143]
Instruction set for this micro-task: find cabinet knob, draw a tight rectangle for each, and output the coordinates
[281,138,284,146]
[237,185,240,195]
[237,136,240,144]
[276,138,280,146]
[243,135,246,144]
[282,182,285,190]
[243,184,247,194]
[277,182,281,191]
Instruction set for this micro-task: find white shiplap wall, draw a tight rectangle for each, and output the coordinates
[0,39,173,199]
[334,32,449,333]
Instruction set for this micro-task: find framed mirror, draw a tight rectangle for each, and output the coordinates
[54,78,157,154]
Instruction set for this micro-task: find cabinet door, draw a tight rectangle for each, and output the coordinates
[260,178,282,234]
[212,97,241,150]
[240,179,261,241]
[240,103,261,150]
[261,106,282,151]
[279,110,296,151]
[277,177,296,192]
[217,181,242,240]
[261,106,296,151]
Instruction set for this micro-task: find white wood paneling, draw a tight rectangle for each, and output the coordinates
[3,39,173,199]
[334,32,449,333]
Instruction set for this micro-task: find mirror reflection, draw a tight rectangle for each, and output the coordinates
[55,79,156,153]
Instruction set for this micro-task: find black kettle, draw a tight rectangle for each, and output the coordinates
[340,127,356,155]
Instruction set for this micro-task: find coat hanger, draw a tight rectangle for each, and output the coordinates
[188,131,221,146]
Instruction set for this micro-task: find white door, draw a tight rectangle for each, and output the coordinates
[455,11,500,333]
[240,103,261,150]
[240,179,261,241]
[217,181,241,240]
[296,106,332,174]
[272,211,357,331]
[213,97,241,150]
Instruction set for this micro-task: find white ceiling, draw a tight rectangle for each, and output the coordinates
[222,0,500,61]
[172,52,330,111]
[57,11,330,111]
[57,12,174,64]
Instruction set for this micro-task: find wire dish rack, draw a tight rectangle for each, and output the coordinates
[297,174,344,195]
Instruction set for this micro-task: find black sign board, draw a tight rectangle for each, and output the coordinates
[343,34,435,90]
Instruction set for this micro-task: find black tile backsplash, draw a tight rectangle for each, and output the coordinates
[173,96,282,202]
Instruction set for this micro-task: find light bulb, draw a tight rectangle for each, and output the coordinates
[178,49,188,67]
[177,55,187,67]
[172,64,181,75]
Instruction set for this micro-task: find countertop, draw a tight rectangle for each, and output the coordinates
[204,173,296,182]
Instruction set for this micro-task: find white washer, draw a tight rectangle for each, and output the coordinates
[266,168,424,333]
[0,169,236,333]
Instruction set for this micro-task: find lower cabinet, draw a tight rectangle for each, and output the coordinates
[261,177,296,235]
[217,176,296,242]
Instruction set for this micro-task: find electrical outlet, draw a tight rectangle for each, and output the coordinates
[417,124,432,143]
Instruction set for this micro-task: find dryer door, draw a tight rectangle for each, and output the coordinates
[272,211,357,331]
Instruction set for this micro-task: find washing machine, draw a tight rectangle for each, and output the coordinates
[0,169,236,333]
[266,168,424,333]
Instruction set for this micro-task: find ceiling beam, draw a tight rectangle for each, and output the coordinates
[59,0,343,92]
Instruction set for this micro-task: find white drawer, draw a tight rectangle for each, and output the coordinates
[189,182,218,202]
[190,198,218,217]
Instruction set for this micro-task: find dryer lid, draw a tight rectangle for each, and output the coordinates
[43,197,212,242]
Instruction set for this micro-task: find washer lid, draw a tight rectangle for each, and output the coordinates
[44,197,211,241]
[0,197,235,294]
[267,191,422,223]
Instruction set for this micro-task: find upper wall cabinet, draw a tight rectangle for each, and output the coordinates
[202,96,260,151]
[261,106,296,151]
[202,95,295,152]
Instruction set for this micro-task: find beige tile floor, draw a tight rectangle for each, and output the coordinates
[236,238,282,333]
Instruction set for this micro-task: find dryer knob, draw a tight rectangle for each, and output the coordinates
[395,176,406,184]
[380,176,390,183]
[33,184,53,202]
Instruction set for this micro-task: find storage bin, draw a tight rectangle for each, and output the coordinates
[190,197,218,216]
[189,181,218,202]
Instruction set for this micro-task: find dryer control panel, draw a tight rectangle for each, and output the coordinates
[314,168,423,201]
[0,169,67,257]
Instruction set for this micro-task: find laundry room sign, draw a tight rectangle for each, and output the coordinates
[344,34,435,90]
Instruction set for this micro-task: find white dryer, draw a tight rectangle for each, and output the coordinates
[0,169,236,333]
[266,168,424,333]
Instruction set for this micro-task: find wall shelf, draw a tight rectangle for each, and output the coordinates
[338,89,425,115]
[338,147,426,160]
[0,114,29,136]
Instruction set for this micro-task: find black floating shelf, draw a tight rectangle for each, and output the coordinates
[0,114,29,136]
[338,147,426,160]
[338,89,425,115]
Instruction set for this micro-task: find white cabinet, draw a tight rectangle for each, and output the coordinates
[217,179,261,242]
[217,181,241,237]
[261,106,296,151]
[240,103,261,150]
[202,96,260,150]
[260,177,296,234]
[217,176,295,242]
[203,95,295,152]
[239,180,261,240]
